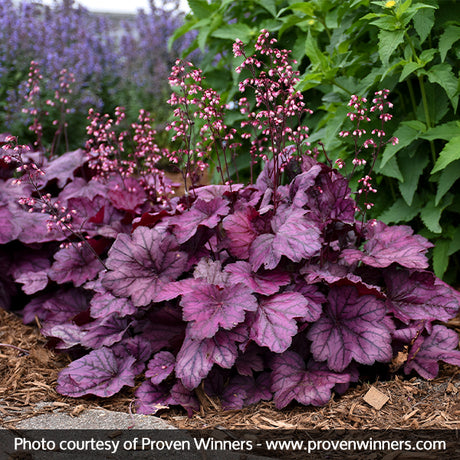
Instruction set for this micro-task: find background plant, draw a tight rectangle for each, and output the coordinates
[175,0,460,283]
[0,0,193,153]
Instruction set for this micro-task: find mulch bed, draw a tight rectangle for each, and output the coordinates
[1,308,459,431]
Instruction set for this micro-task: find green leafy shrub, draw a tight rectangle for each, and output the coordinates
[175,0,460,282]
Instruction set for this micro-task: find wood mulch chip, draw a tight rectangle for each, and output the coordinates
[1,308,459,431]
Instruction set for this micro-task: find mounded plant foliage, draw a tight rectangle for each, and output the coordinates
[0,31,459,415]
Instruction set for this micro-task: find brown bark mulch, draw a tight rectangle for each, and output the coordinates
[1,308,459,431]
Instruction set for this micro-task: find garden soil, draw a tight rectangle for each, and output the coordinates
[0,308,459,431]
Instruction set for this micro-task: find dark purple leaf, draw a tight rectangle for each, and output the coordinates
[10,251,50,294]
[145,351,175,384]
[285,281,325,323]
[108,177,147,213]
[171,197,229,244]
[405,325,460,379]
[222,206,260,259]
[194,184,244,201]
[305,170,355,225]
[225,261,290,295]
[235,343,265,376]
[271,351,350,408]
[49,244,102,287]
[43,149,87,188]
[112,336,152,375]
[385,269,460,323]
[16,208,68,243]
[133,305,185,353]
[135,380,171,415]
[250,209,321,271]
[81,315,130,348]
[23,288,89,325]
[90,291,137,318]
[289,165,323,208]
[0,204,21,243]
[307,286,392,371]
[102,226,187,306]
[41,323,84,350]
[301,262,384,298]
[342,221,432,269]
[56,347,136,397]
[181,281,257,339]
[248,292,310,353]
[175,329,242,390]
[58,177,108,203]
[169,381,200,416]
[222,373,271,410]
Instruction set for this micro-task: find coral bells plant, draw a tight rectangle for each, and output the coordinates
[0,32,459,415]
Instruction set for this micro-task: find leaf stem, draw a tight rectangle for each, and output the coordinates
[418,74,437,163]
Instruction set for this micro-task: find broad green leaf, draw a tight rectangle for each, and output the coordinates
[448,227,460,256]
[369,15,400,31]
[435,159,460,205]
[211,23,253,42]
[283,2,315,16]
[378,197,420,224]
[255,0,277,16]
[295,72,323,91]
[420,121,460,142]
[398,149,429,206]
[380,122,425,168]
[399,61,424,81]
[420,195,453,234]
[305,30,328,70]
[432,239,450,278]
[439,25,460,62]
[431,136,460,174]
[168,19,197,50]
[378,29,405,65]
[426,64,459,111]
[279,14,305,37]
[377,155,403,181]
[187,0,214,19]
[419,48,437,63]
[412,6,435,44]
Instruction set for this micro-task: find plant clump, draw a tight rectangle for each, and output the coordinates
[0,32,459,415]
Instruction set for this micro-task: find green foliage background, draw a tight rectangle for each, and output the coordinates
[173,0,460,283]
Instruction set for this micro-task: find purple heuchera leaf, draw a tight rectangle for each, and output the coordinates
[194,184,244,201]
[113,336,152,375]
[135,380,170,415]
[145,351,175,384]
[307,286,392,371]
[23,288,88,325]
[171,196,229,244]
[271,351,350,408]
[305,170,355,225]
[176,329,242,390]
[180,281,257,339]
[80,315,130,348]
[225,261,290,295]
[385,269,460,323]
[169,381,200,416]
[90,291,137,318]
[193,258,228,286]
[285,281,325,323]
[342,221,432,269]
[405,325,460,379]
[42,149,87,188]
[289,165,323,208]
[248,292,310,353]
[235,344,265,376]
[10,251,50,295]
[56,347,136,397]
[49,244,102,287]
[108,177,147,213]
[41,323,84,350]
[0,204,21,243]
[222,373,271,410]
[102,226,187,306]
[250,208,321,271]
[222,207,260,259]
